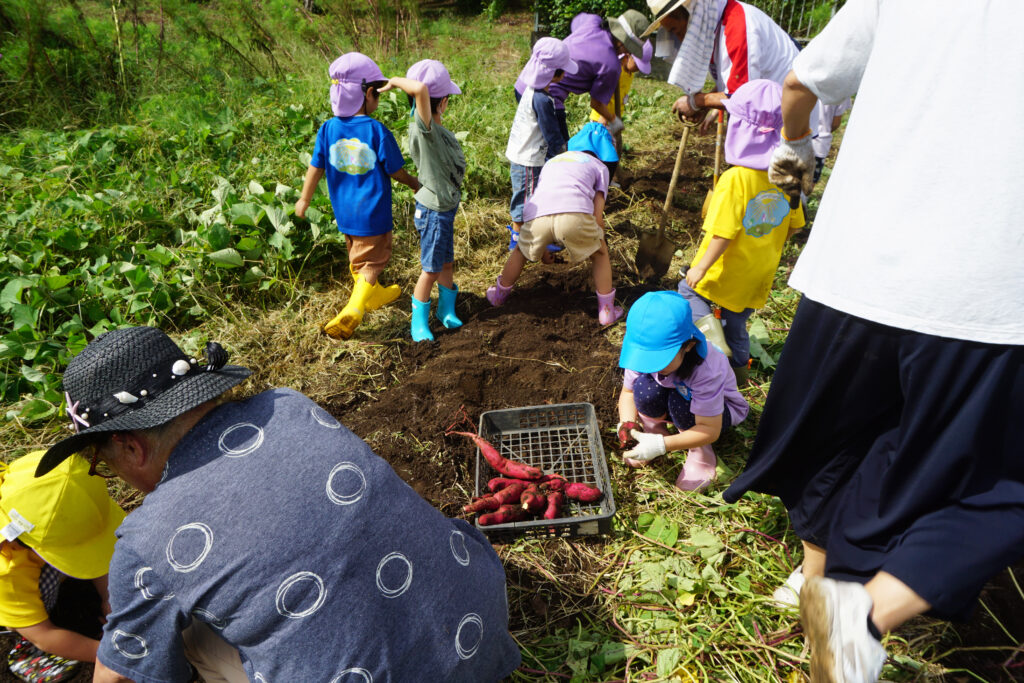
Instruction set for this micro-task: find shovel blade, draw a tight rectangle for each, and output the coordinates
[635,231,676,282]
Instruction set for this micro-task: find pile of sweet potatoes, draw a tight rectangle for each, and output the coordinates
[450,430,603,526]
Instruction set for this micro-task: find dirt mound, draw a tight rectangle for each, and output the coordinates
[330,262,659,515]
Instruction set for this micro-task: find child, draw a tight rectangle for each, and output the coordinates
[1,450,124,682]
[678,79,805,382]
[616,291,749,491]
[295,52,421,340]
[505,37,577,250]
[488,122,623,326]
[382,59,465,343]
[590,10,653,153]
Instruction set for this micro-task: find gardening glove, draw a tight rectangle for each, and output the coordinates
[622,430,666,465]
[768,132,815,202]
[616,421,641,448]
[605,116,625,135]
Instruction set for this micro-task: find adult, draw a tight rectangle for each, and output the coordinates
[723,0,1024,680]
[517,11,650,141]
[643,0,814,133]
[36,327,520,682]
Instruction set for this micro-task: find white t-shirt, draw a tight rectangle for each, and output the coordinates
[788,0,1024,345]
[506,86,546,167]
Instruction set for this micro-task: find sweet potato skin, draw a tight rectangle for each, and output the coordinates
[450,431,542,480]
[543,491,566,520]
[478,504,528,526]
[564,482,603,503]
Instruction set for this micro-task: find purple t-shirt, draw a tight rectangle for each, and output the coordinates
[623,348,749,426]
[515,14,621,110]
[522,151,609,222]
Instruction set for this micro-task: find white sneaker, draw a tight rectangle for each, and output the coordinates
[772,565,805,608]
[800,577,887,683]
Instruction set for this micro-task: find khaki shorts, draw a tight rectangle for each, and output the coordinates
[518,213,604,263]
[344,232,393,283]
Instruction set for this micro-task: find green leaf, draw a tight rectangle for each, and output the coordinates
[228,202,264,227]
[264,205,291,234]
[207,248,243,268]
[1,277,34,309]
[247,180,266,195]
[20,364,47,384]
[19,398,56,422]
[11,304,37,331]
[207,223,231,250]
[636,512,656,531]
[656,648,683,678]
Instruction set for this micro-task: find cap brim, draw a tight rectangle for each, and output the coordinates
[639,18,661,39]
[35,496,126,579]
[635,57,652,75]
[563,57,579,75]
[36,366,251,477]
[619,337,682,374]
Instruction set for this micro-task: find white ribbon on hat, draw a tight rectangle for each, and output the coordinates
[618,15,640,42]
[667,0,727,95]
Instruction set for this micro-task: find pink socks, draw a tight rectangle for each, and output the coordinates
[675,444,718,491]
[596,289,624,325]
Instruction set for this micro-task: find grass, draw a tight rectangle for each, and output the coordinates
[1,4,1019,682]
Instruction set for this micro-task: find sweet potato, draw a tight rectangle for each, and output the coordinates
[520,485,547,514]
[449,431,542,480]
[564,482,603,503]
[463,496,501,514]
[492,482,527,505]
[537,474,567,491]
[543,491,565,520]
[478,504,528,526]
[487,477,525,493]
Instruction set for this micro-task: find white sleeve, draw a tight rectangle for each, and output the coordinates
[792,0,880,104]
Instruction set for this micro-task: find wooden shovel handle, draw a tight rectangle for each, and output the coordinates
[659,125,692,237]
[713,111,724,188]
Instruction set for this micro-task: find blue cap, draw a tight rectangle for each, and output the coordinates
[568,122,619,162]
[619,291,707,373]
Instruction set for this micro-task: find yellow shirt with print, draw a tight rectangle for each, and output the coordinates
[691,165,805,312]
[0,540,48,628]
[590,69,635,121]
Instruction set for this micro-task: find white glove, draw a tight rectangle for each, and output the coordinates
[768,134,815,202]
[622,430,666,464]
[605,116,625,135]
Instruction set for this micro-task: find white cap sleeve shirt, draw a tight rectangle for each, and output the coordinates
[787,0,1024,344]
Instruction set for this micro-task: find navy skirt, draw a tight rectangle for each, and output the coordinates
[724,297,1024,620]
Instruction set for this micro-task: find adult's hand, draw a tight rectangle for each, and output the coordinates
[671,94,704,123]
[768,134,815,201]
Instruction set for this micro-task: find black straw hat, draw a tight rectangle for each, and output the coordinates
[37,327,251,477]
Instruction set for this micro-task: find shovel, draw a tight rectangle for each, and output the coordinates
[635,124,692,281]
[701,110,724,220]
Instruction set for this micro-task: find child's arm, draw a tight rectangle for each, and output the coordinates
[94,657,133,683]
[685,235,731,288]
[787,226,803,238]
[592,191,606,229]
[390,168,421,192]
[295,165,325,218]
[93,574,111,617]
[379,76,432,128]
[617,387,638,423]
[16,619,100,662]
[663,413,723,451]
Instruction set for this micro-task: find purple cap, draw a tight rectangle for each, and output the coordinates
[518,37,579,91]
[722,79,783,171]
[406,59,461,99]
[328,52,386,118]
[633,39,654,75]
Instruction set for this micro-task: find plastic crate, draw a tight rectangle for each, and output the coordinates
[473,403,616,542]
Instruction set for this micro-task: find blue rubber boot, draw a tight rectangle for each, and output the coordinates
[437,283,463,329]
[411,296,434,342]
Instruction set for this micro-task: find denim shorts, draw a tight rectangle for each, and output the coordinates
[414,202,456,273]
[508,163,542,223]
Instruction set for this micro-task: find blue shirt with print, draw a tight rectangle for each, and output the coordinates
[311,116,405,237]
[97,388,520,682]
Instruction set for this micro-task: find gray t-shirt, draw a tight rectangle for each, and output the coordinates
[408,115,465,212]
[97,388,519,682]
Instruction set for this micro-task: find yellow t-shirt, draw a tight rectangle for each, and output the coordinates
[690,165,805,311]
[0,540,48,628]
[590,69,635,122]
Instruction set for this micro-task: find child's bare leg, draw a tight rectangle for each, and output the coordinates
[802,541,827,578]
[590,240,613,294]
[498,249,527,288]
[864,571,930,633]
[438,262,455,289]
[414,271,439,302]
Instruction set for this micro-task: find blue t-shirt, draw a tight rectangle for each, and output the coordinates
[311,116,405,237]
[97,389,520,682]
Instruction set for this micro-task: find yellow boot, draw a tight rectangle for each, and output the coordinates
[323,276,374,339]
[348,263,400,312]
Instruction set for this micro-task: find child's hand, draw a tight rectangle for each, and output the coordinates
[685,266,707,288]
[377,78,397,94]
[295,197,310,219]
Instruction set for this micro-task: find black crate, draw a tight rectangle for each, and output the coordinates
[473,403,616,542]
